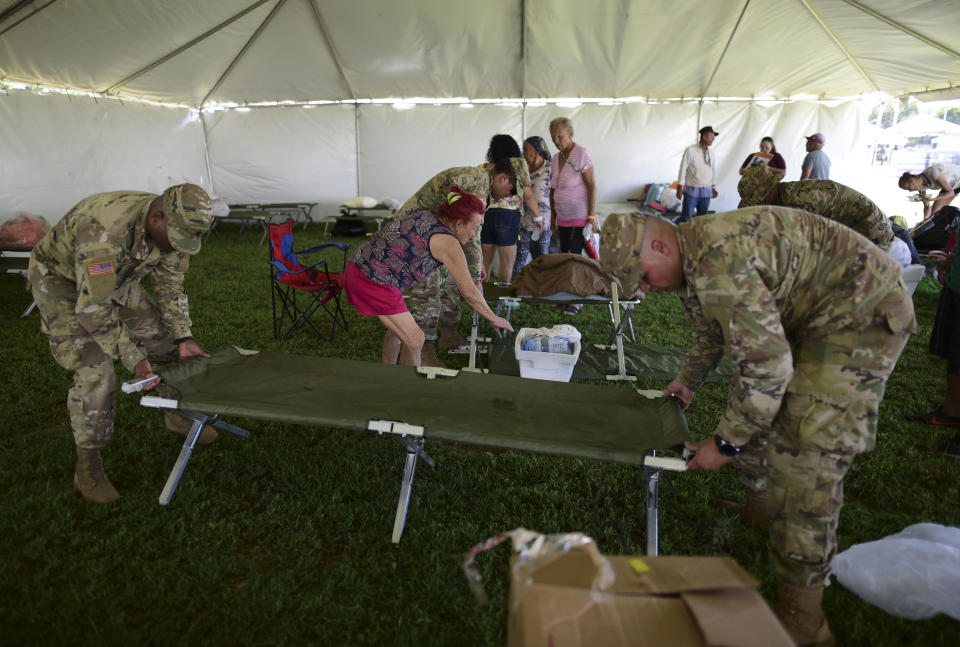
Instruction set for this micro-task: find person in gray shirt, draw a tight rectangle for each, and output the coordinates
[800,133,831,180]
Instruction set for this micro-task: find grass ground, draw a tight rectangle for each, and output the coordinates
[1,224,957,646]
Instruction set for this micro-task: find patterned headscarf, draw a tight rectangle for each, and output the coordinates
[524,136,552,162]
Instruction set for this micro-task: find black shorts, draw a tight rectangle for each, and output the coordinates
[930,284,960,374]
[480,208,521,246]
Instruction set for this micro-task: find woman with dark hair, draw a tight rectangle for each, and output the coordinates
[899,163,960,220]
[481,134,526,283]
[739,136,787,176]
[344,186,513,366]
[514,136,552,277]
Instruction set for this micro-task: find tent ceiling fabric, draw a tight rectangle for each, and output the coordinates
[1,0,958,104]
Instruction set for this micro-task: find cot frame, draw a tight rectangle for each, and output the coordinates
[139,391,685,553]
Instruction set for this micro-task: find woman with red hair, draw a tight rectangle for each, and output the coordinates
[344,185,513,366]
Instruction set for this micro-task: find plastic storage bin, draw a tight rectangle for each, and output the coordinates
[514,328,582,382]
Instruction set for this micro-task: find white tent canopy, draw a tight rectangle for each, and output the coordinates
[2,0,959,221]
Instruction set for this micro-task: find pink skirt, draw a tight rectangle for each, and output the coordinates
[343,262,407,316]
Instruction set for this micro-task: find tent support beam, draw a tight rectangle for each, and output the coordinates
[201,0,288,107]
[200,113,216,197]
[839,0,960,61]
[798,0,878,93]
[520,0,527,141]
[0,0,57,38]
[307,0,357,100]
[306,0,360,195]
[102,0,275,96]
[701,0,750,98]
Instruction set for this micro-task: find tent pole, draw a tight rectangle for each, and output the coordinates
[200,113,216,197]
[102,0,274,95]
[307,0,360,195]
[0,0,57,38]
[520,0,527,141]
[200,0,289,107]
[839,0,960,61]
[798,0,879,92]
[700,0,750,98]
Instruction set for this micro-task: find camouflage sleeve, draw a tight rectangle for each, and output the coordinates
[676,294,726,389]
[463,229,482,277]
[710,270,795,445]
[73,238,147,372]
[152,253,193,339]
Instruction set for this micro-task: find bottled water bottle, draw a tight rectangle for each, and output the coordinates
[531,227,541,242]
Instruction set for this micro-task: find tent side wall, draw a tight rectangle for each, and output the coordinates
[1,94,867,225]
[0,92,208,221]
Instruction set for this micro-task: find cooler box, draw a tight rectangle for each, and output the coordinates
[514,328,581,382]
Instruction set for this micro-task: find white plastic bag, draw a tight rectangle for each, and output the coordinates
[829,523,960,620]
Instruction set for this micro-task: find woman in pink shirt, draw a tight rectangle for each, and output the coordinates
[549,117,598,314]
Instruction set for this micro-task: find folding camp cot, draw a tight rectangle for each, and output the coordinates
[137,347,690,553]
[483,283,640,346]
[1,246,36,317]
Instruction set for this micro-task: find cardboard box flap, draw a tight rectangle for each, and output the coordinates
[524,553,759,596]
[683,589,796,647]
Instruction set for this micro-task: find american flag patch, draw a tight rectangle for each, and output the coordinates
[86,260,115,277]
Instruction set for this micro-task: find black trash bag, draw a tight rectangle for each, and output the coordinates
[331,216,368,237]
[911,206,959,254]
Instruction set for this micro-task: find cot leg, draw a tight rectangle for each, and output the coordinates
[645,466,661,556]
[159,411,249,505]
[21,300,36,317]
[392,437,432,544]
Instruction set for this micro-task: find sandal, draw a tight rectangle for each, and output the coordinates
[904,409,960,428]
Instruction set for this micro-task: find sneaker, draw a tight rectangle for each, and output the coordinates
[562,305,581,316]
[934,433,960,458]
[904,409,960,428]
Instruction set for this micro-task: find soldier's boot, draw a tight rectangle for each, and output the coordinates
[713,489,769,532]
[74,447,119,504]
[419,342,448,369]
[164,412,218,445]
[775,581,836,647]
[438,325,468,350]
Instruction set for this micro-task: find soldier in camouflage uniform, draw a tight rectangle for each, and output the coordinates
[392,157,537,366]
[599,208,915,646]
[29,184,216,504]
[738,164,894,249]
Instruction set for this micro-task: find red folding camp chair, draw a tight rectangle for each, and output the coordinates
[268,219,350,341]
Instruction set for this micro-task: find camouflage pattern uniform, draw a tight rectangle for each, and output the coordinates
[738,165,894,249]
[673,207,916,586]
[398,159,530,340]
[29,188,210,450]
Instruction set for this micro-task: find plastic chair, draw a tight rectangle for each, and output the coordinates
[268,219,350,341]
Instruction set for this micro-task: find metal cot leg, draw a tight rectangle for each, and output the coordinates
[645,466,661,556]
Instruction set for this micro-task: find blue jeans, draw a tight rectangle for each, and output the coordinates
[678,192,710,223]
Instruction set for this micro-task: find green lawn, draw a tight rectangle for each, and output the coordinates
[1,225,957,646]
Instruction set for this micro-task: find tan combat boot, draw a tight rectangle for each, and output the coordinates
[775,580,836,647]
[419,342,448,369]
[438,326,468,350]
[713,489,769,531]
[74,447,119,504]
[164,412,218,445]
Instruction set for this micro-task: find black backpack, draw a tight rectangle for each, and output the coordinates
[331,216,368,237]
[912,206,959,254]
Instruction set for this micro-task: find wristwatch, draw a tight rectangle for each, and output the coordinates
[714,435,741,456]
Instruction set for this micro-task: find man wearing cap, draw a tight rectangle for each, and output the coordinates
[598,208,915,646]
[738,164,893,249]
[392,158,538,367]
[801,133,831,180]
[29,184,216,504]
[677,126,719,223]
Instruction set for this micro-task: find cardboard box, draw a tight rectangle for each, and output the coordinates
[508,552,795,647]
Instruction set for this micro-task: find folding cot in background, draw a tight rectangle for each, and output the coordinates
[138,347,691,552]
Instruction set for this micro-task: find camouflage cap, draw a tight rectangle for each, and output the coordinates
[598,212,647,296]
[737,165,782,208]
[161,183,213,255]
